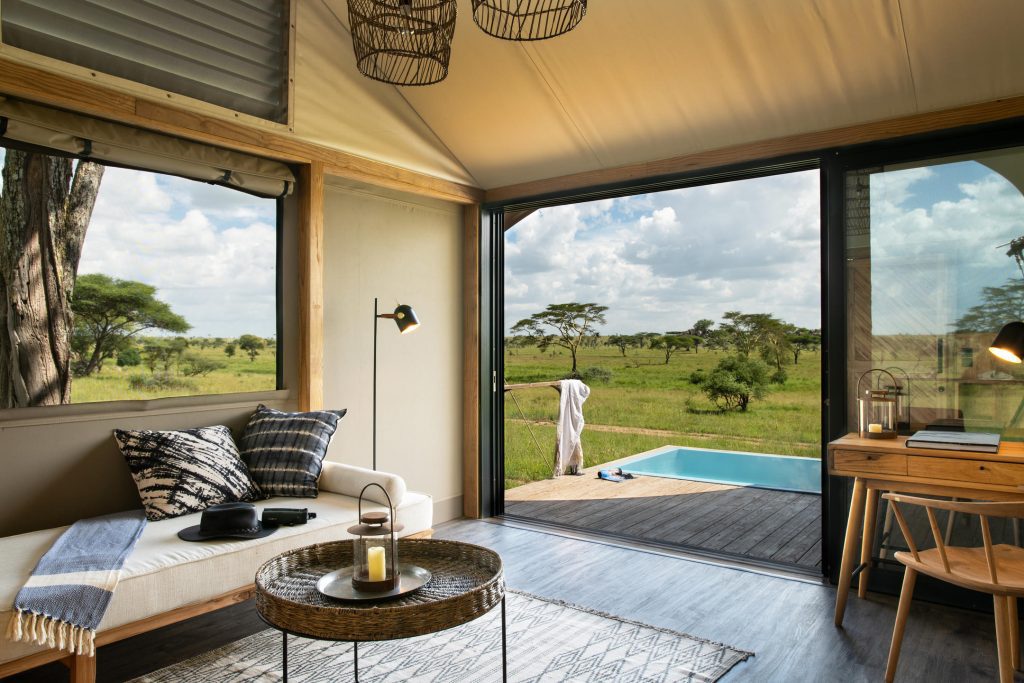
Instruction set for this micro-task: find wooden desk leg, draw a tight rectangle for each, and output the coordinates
[858,488,880,599]
[1008,596,1020,671]
[835,477,867,627]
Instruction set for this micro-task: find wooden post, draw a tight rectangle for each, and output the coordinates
[463,204,481,518]
[68,654,96,683]
[298,161,324,411]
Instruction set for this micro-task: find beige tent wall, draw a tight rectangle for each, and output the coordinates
[321,179,464,524]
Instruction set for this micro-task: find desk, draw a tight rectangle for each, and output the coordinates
[828,433,1024,626]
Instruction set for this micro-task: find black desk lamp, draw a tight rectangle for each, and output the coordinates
[373,298,420,470]
[989,322,1024,363]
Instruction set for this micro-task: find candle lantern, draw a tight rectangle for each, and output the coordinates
[857,369,899,439]
[884,366,911,432]
[349,483,403,593]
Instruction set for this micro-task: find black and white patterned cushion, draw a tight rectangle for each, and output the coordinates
[238,405,346,498]
[114,425,261,521]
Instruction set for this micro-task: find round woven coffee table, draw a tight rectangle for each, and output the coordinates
[255,538,505,682]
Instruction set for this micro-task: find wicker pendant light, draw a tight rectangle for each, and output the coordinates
[348,0,457,86]
[471,0,587,41]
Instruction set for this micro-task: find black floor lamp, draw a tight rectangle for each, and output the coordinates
[373,297,420,471]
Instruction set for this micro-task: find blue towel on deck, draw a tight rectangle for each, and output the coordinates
[5,510,146,656]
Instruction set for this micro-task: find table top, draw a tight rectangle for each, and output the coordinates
[255,538,505,642]
[830,433,1024,462]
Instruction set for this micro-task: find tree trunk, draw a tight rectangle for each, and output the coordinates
[0,152,104,408]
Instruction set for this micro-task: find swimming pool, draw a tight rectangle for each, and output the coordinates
[619,445,821,494]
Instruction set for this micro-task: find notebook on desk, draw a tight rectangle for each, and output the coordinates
[905,430,1001,453]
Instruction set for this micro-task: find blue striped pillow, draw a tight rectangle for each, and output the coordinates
[239,405,346,497]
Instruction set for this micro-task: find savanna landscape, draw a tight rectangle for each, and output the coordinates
[503,307,822,490]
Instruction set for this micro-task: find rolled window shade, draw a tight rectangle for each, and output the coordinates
[0,97,294,198]
[1,0,288,122]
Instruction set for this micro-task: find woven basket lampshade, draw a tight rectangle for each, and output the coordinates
[348,0,457,86]
[471,0,587,41]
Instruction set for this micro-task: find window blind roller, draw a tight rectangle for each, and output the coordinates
[1,0,288,122]
[0,97,295,198]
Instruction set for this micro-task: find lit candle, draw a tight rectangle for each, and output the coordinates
[868,423,882,433]
[367,546,386,582]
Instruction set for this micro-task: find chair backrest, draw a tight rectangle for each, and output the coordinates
[882,493,1024,587]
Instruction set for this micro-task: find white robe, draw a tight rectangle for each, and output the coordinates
[554,379,590,476]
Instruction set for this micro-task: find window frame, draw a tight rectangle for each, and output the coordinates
[0,140,288,421]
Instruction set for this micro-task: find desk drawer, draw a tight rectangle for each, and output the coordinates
[833,449,907,476]
[907,456,1024,486]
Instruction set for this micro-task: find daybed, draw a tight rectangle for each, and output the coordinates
[0,461,432,681]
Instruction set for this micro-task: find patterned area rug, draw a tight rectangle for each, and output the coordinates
[132,591,752,682]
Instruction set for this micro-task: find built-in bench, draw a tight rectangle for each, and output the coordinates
[0,461,432,682]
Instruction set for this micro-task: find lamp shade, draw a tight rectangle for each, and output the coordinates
[348,0,457,86]
[471,0,586,41]
[392,304,420,334]
[989,321,1024,363]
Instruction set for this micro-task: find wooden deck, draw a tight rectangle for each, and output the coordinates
[505,459,822,570]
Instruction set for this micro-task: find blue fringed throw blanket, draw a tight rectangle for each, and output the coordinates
[5,510,146,656]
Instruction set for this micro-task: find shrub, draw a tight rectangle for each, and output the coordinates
[181,353,226,377]
[689,369,706,385]
[116,348,142,367]
[697,355,771,411]
[128,373,192,391]
[573,366,613,384]
[770,367,788,385]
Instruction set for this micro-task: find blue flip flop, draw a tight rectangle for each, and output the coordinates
[598,469,625,483]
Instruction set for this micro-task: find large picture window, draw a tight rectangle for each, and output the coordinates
[845,145,1024,436]
[0,145,279,408]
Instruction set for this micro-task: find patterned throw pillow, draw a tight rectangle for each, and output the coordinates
[114,425,261,521]
[239,405,347,498]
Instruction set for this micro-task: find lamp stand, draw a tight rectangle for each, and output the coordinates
[373,297,378,471]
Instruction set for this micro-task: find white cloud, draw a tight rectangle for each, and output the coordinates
[78,167,276,337]
[505,170,822,333]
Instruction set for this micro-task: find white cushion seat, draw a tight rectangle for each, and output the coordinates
[0,462,431,667]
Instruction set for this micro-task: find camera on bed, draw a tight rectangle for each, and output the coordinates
[261,508,317,527]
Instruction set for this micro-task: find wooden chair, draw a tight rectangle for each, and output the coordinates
[883,493,1024,682]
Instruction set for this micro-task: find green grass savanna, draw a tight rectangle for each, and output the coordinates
[504,344,821,489]
[71,337,277,403]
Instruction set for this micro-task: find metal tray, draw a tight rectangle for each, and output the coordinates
[316,563,432,601]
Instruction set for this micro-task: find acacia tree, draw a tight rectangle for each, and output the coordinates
[0,151,104,407]
[71,274,190,376]
[510,302,608,377]
[608,334,638,357]
[650,334,692,364]
[955,279,1024,333]
[238,334,265,362]
[686,318,715,353]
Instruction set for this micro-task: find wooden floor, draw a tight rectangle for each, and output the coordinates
[506,462,822,570]
[4,518,1013,682]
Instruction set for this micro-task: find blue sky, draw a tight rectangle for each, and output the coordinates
[0,147,277,337]
[506,158,1024,337]
[505,170,821,334]
[869,159,1024,335]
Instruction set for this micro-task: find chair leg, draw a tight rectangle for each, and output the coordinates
[1008,596,1021,671]
[879,500,894,561]
[859,488,880,598]
[885,567,917,683]
[994,594,1014,683]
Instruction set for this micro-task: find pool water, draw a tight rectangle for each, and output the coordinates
[619,446,821,494]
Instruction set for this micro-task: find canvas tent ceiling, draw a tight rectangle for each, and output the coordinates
[316,0,1024,191]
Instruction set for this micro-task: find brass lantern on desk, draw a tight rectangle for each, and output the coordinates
[349,483,403,592]
[857,369,899,439]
